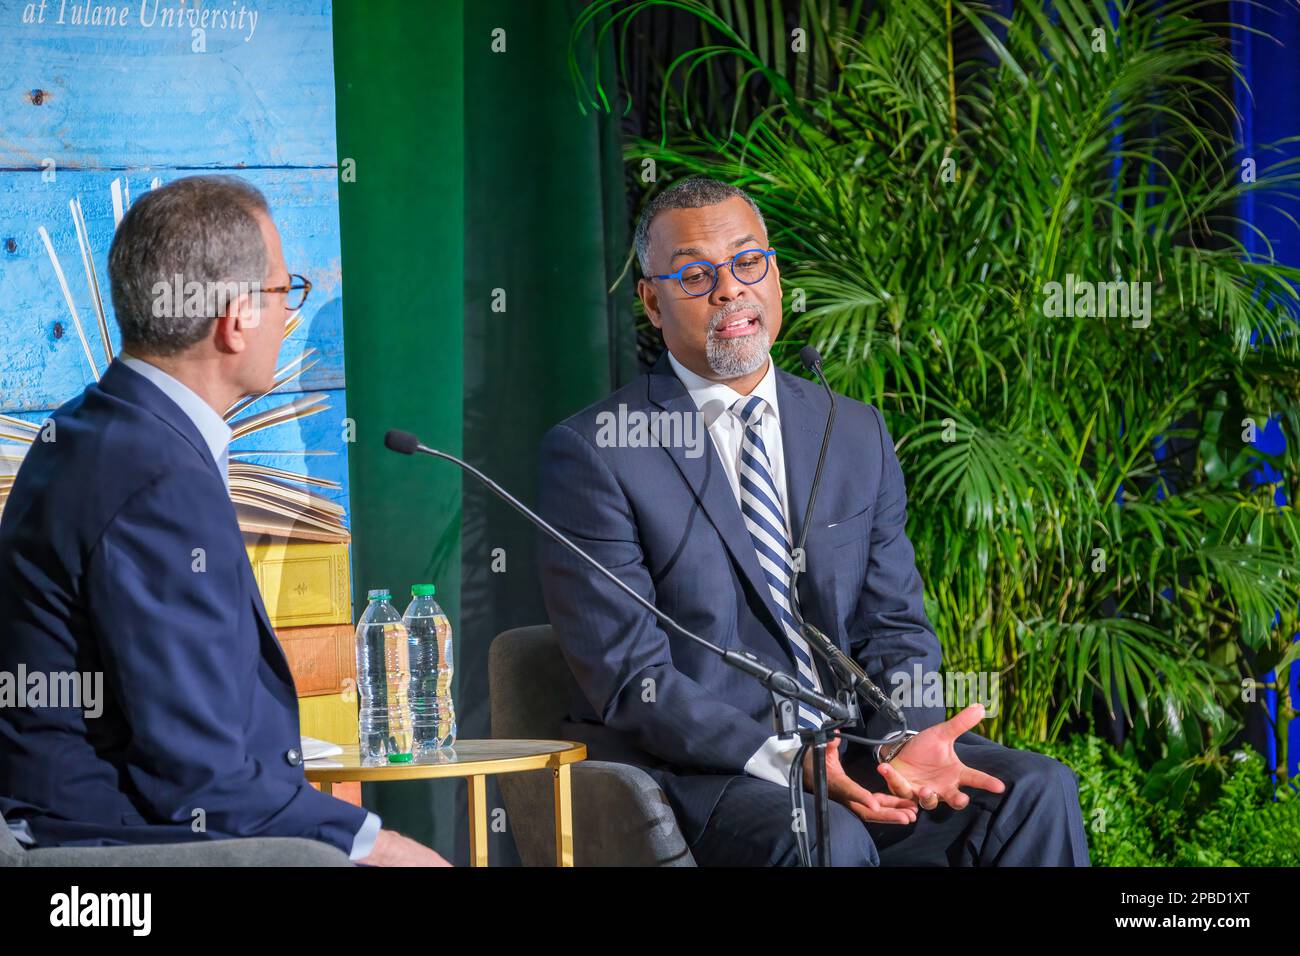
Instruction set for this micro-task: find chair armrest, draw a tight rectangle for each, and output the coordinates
[20,837,354,867]
[497,759,696,867]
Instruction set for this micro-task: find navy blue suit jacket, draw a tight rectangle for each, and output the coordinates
[537,353,947,846]
[0,359,365,852]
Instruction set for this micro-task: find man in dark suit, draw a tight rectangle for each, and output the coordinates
[538,176,1090,866]
[0,175,446,866]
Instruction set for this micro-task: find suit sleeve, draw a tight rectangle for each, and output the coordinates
[85,465,367,853]
[537,423,774,774]
[848,406,947,741]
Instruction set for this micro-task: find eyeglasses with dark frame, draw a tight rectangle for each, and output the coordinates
[261,273,312,312]
[650,248,776,297]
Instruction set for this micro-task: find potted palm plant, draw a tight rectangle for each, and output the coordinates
[570,0,1300,784]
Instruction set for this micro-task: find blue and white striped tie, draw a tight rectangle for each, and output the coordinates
[732,395,824,729]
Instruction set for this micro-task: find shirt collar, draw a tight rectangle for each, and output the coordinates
[118,353,232,470]
[666,350,780,426]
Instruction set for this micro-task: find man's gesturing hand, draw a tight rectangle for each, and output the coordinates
[876,703,1006,811]
[803,736,919,825]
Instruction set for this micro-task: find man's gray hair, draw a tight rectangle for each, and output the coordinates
[634,176,767,275]
[108,174,269,356]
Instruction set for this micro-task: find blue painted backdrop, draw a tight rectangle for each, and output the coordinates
[1233,2,1300,783]
[0,0,349,516]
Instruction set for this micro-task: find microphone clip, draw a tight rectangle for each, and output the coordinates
[769,684,861,739]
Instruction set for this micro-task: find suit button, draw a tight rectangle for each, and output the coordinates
[286,747,303,766]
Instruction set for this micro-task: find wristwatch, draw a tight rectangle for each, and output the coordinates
[874,729,918,764]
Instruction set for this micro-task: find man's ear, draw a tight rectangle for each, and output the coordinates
[213,292,257,355]
[638,277,663,330]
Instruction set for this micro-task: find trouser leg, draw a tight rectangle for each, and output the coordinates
[845,732,1091,867]
[690,775,881,867]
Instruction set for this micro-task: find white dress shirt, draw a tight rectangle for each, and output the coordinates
[666,352,817,788]
[118,355,381,861]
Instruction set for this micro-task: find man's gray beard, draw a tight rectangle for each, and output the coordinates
[706,323,772,379]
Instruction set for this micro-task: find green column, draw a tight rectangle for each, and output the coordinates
[459,0,634,865]
[334,0,465,859]
[335,0,632,865]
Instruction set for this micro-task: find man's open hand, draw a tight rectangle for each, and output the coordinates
[876,704,1006,811]
[803,736,919,825]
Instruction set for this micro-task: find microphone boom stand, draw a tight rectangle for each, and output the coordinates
[783,348,912,866]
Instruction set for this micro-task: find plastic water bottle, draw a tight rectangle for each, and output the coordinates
[402,584,456,758]
[355,589,413,766]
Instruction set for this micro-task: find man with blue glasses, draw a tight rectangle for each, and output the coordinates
[537,176,1089,866]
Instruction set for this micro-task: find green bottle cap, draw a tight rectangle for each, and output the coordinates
[411,584,436,597]
[387,752,413,764]
[367,588,390,602]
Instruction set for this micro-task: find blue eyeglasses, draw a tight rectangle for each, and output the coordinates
[651,248,776,297]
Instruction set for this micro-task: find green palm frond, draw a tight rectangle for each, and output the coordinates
[571,0,1300,748]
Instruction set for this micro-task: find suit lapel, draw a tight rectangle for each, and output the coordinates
[776,370,824,554]
[647,355,786,639]
[776,369,840,634]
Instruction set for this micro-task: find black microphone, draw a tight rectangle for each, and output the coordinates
[384,429,421,456]
[382,429,851,722]
[788,350,907,726]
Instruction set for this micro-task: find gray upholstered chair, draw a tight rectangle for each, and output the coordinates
[489,625,695,866]
[0,807,354,867]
